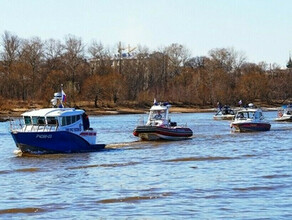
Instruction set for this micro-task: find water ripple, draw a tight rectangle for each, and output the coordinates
[233,186,279,191]
[66,161,140,170]
[261,174,291,179]
[97,192,172,204]
[0,207,45,214]
[163,156,238,162]
[0,167,41,174]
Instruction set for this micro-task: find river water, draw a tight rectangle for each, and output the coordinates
[0,111,291,219]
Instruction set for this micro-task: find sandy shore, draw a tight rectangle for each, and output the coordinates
[0,106,216,121]
[0,105,279,121]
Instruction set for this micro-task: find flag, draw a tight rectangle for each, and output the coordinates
[62,89,66,102]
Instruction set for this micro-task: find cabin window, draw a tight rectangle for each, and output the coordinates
[32,117,38,125]
[31,116,45,125]
[61,117,65,126]
[47,117,57,125]
[60,115,81,126]
[66,116,72,125]
[72,115,77,124]
[244,112,250,119]
[38,117,46,125]
[24,116,32,125]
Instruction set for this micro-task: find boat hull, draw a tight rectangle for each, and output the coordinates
[274,115,292,122]
[11,131,105,154]
[213,115,234,120]
[231,122,271,132]
[133,126,193,141]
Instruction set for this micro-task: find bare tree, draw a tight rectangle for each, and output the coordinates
[0,31,21,98]
[209,48,246,73]
[20,37,44,98]
[63,35,85,103]
[1,31,21,73]
[88,41,112,75]
[44,38,64,71]
[166,43,191,76]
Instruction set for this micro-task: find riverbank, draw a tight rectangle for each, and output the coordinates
[0,106,215,118]
[0,100,217,120]
[0,99,281,120]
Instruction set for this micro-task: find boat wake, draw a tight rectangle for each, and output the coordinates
[13,149,22,157]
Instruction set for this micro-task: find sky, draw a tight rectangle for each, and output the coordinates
[0,0,291,68]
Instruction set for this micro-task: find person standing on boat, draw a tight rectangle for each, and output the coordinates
[82,113,90,130]
[217,102,222,111]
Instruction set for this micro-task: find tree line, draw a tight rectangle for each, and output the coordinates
[0,31,291,109]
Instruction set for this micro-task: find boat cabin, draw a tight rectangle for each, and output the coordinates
[21,108,89,133]
[235,109,264,121]
[146,102,171,126]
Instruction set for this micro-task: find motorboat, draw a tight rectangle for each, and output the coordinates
[133,101,193,141]
[230,103,271,132]
[274,104,292,122]
[10,87,105,154]
[213,105,235,120]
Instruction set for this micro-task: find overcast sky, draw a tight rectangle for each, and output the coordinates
[1,0,291,67]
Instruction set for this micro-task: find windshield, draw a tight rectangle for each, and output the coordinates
[150,110,166,120]
[236,111,254,119]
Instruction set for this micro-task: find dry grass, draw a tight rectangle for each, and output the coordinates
[1,98,279,117]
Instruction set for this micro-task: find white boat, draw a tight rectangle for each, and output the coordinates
[274,104,292,122]
[133,101,193,141]
[213,105,235,120]
[230,104,271,132]
[10,88,105,154]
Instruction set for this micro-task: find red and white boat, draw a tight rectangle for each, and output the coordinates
[230,104,271,132]
[133,101,193,141]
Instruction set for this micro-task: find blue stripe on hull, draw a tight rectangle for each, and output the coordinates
[11,131,105,154]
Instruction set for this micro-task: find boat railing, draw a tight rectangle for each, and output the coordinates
[169,122,188,128]
[10,119,59,132]
[181,123,188,128]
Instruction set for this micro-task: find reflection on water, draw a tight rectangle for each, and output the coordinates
[0,112,291,219]
[0,207,45,214]
[163,156,237,162]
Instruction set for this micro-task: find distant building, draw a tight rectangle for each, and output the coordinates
[88,52,141,75]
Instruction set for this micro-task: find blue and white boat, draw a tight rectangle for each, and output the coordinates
[10,88,105,154]
[274,104,292,122]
